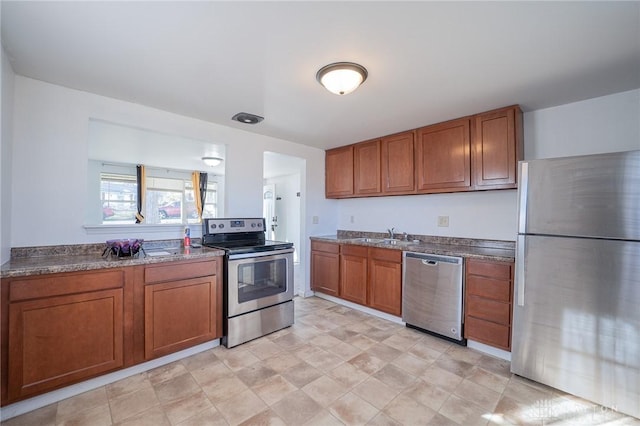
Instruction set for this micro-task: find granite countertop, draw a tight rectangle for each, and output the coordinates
[312,231,515,262]
[1,240,225,279]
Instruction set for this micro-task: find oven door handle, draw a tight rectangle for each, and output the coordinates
[228,248,294,260]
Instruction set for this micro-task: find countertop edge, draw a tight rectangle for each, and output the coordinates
[1,249,225,279]
[310,236,515,263]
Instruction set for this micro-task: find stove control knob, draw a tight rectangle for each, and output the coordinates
[257,222,262,227]
[210,224,217,229]
[218,224,224,229]
[251,223,256,228]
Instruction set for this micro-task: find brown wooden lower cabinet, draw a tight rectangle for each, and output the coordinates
[141,258,222,361]
[4,269,129,402]
[310,241,340,296]
[368,248,402,316]
[312,242,402,317]
[340,245,368,306]
[144,275,220,360]
[1,256,223,406]
[464,258,514,351]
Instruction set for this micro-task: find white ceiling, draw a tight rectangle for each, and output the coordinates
[2,1,639,150]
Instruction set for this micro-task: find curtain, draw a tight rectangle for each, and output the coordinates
[135,165,146,223]
[192,172,208,222]
[199,172,208,214]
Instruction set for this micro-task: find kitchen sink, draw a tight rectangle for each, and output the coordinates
[354,237,385,243]
[353,237,413,246]
[382,239,413,246]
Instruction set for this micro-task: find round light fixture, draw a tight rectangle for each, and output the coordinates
[316,62,368,95]
[202,156,223,167]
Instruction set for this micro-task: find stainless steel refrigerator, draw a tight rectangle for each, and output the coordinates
[512,150,640,419]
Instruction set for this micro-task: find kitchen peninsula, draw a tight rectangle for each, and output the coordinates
[1,241,224,406]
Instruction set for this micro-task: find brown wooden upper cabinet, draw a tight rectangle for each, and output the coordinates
[472,106,523,190]
[382,131,415,194]
[324,105,523,199]
[354,139,381,195]
[416,118,471,193]
[325,145,354,198]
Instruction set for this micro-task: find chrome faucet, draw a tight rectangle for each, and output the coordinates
[387,227,396,239]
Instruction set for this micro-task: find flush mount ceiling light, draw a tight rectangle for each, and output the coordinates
[202,156,223,167]
[316,62,368,95]
[231,112,264,124]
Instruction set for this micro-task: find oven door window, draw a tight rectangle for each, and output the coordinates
[237,257,288,303]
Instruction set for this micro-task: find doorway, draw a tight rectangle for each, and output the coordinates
[263,152,305,294]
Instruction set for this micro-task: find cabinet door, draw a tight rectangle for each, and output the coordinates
[340,246,368,306]
[8,289,124,400]
[368,249,402,316]
[354,139,381,195]
[145,276,220,360]
[381,131,415,194]
[416,118,471,192]
[326,145,354,198]
[464,258,514,351]
[311,246,340,296]
[472,106,522,189]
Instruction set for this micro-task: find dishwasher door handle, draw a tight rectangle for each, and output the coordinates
[421,259,438,266]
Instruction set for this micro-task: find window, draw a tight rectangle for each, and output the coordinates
[101,173,137,224]
[99,166,218,225]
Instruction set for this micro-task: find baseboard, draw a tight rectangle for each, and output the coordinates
[467,339,511,361]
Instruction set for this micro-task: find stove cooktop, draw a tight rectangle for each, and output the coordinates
[203,239,293,255]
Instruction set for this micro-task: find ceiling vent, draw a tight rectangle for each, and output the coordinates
[231,112,264,124]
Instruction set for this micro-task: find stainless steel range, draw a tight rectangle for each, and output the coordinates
[202,218,294,348]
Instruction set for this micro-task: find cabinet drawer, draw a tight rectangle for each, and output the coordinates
[466,276,511,302]
[465,316,510,350]
[466,296,510,324]
[341,244,368,257]
[466,259,511,280]
[9,269,125,301]
[311,241,340,254]
[368,247,402,263]
[145,259,217,284]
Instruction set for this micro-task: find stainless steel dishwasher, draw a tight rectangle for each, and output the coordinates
[402,252,465,344]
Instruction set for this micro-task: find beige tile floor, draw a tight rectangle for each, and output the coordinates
[3,296,639,426]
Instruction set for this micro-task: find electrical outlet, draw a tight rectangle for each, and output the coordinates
[350,215,355,223]
[312,216,319,224]
[437,215,449,227]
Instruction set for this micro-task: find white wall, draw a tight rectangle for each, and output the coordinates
[523,88,640,160]
[10,76,337,293]
[1,45,16,263]
[337,89,640,242]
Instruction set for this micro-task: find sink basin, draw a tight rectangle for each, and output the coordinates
[355,237,385,243]
[382,239,412,246]
[353,237,413,246]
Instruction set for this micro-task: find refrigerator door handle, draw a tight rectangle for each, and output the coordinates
[517,161,529,234]
[516,235,525,306]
